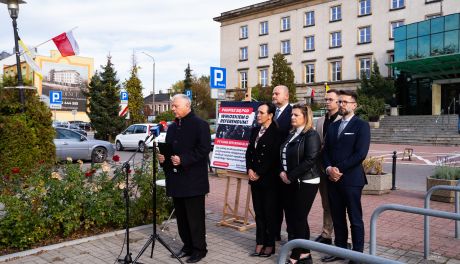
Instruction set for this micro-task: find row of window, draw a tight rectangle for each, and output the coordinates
[239,24,397,60]
[239,0,408,39]
[238,56,396,89]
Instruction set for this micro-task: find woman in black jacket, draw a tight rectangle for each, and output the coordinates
[246,102,281,258]
[279,103,321,264]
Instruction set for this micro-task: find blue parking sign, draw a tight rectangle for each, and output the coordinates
[49,91,62,104]
[185,89,192,101]
[210,67,226,89]
[120,91,128,101]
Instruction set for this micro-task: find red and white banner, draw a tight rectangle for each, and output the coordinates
[52,31,80,57]
[119,104,128,117]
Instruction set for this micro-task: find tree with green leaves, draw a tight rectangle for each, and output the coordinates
[184,63,192,93]
[85,55,125,141]
[251,84,272,102]
[356,60,394,121]
[124,56,145,124]
[271,53,296,102]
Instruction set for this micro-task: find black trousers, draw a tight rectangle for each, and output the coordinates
[282,181,318,260]
[328,183,365,252]
[173,195,207,255]
[251,184,277,247]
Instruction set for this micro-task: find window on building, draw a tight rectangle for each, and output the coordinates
[391,0,405,9]
[259,68,269,87]
[305,64,315,83]
[259,44,268,58]
[281,40,291,55]
[240,47,248,61]
[390,20,404,39]
[330,5,342,22]
[358,26,371,44]
[304,35,315,51]
[359,0,371,16]
[359,57,372,79]
[330,31,342,48]
[305,11,315,26]
[239,71,248,89]
[240,25,248,39]
[426,13,442,20]
[331,61,342,81]
[281,16,290,31]
[388,54,397,78]
[260,21,269,35]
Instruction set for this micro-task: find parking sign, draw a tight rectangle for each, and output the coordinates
[49,91,62,109]
[120,91,128,102]
[185,89,193,101]
[210,67,226,89]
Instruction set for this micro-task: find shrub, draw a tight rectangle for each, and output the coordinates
[363,156,384,175]
[432,166,460,180]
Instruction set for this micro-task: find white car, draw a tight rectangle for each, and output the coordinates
[115,123,158,152]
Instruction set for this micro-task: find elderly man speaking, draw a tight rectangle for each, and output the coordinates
[158,94,211,263]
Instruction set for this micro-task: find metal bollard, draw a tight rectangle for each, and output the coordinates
[391,151,397,190]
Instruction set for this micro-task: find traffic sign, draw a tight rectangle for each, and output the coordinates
[184,89,193,101]
[49,91,62,109]
[210,67,226,89]
[120,91,128,102]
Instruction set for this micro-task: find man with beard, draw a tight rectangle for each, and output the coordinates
[321,90,370,264]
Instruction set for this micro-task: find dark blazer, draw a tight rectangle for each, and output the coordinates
[280,129,321,183]
[276,104,292,140]
[245,122,282,187]
[162,112,211,197]
[323,115,371,187]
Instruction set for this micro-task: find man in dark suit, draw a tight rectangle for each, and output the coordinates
[158,94,211,263]
[272,85,292,241]
[322,90,370,264]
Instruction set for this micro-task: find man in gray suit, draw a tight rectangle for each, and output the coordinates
[315,89,341,245]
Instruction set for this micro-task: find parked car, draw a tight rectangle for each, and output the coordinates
[115,123,158,152]
[68,124,88,136]
[54,127,115,163]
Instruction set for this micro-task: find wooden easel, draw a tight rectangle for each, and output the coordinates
[217,170,256,231]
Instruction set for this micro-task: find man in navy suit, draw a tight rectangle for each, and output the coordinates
[272,85,292,241]
[322,90,370,264]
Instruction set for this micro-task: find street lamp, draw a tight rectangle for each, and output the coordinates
[141,52,155,119]
[1,0,27,111]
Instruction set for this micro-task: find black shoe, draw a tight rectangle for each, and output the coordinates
[186,253,206,263]
[315,235,332,245]
[171,250,191,258]
[258,246,275,257]
[321,255,344,262]
[249,246,263,257]
[298,255,313,264]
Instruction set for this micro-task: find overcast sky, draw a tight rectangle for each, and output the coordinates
[0,0,260,96]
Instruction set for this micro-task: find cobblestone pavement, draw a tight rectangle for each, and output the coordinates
[1,174,459,263]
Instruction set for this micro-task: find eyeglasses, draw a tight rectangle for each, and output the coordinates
[338,100,356,105]
[325,98,336,102]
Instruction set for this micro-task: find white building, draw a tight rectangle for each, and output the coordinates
[214,0,460,101]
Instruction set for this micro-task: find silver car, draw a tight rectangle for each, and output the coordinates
[54,128,115,163]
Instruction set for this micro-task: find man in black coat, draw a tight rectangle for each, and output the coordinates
[158,94,211,263]
[272,85,292,241]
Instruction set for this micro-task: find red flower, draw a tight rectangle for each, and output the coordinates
[127,169,132,174]
[11,167,20,174]
[112,155,120,162]
[85,171,93,177]
[39,160,45,164]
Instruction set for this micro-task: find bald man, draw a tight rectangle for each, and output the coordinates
[158,94,211,263]
[272,85,292,241]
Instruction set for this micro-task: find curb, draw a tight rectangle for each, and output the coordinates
[0,224,152,262]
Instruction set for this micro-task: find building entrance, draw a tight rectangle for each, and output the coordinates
[441,83,460,115]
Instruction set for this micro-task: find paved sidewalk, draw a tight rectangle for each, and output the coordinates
[1,175,459,264]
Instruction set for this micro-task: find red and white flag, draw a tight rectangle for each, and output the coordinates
[52,31,80,57]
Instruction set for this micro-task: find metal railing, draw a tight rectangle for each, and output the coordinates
[424,182,460,258]
[278,239,402,264]
[369,203,460,257]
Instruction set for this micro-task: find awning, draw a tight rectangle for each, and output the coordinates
[388,53,460,79]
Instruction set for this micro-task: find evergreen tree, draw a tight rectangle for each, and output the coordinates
[184,63,192,93]
[85,55,125,141]
[271,53,297,101]
[124,55,145,124]
[251,84,272,102]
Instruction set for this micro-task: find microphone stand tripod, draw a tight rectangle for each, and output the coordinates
[132,133,183,264]
[117,134,151,264]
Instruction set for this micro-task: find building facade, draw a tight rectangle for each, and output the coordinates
[214,0,460,103]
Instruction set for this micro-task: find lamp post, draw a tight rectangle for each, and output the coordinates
[142,52,155,120]
[1,0,27,112]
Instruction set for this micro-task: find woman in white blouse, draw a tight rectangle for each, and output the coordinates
[279,103,321,264]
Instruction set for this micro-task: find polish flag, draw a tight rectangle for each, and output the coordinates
[52,31,80,57]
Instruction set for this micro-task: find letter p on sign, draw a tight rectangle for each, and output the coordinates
[210,67,226,89]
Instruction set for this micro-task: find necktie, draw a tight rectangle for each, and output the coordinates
[337,120,348,138]
[275,108,281,119]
